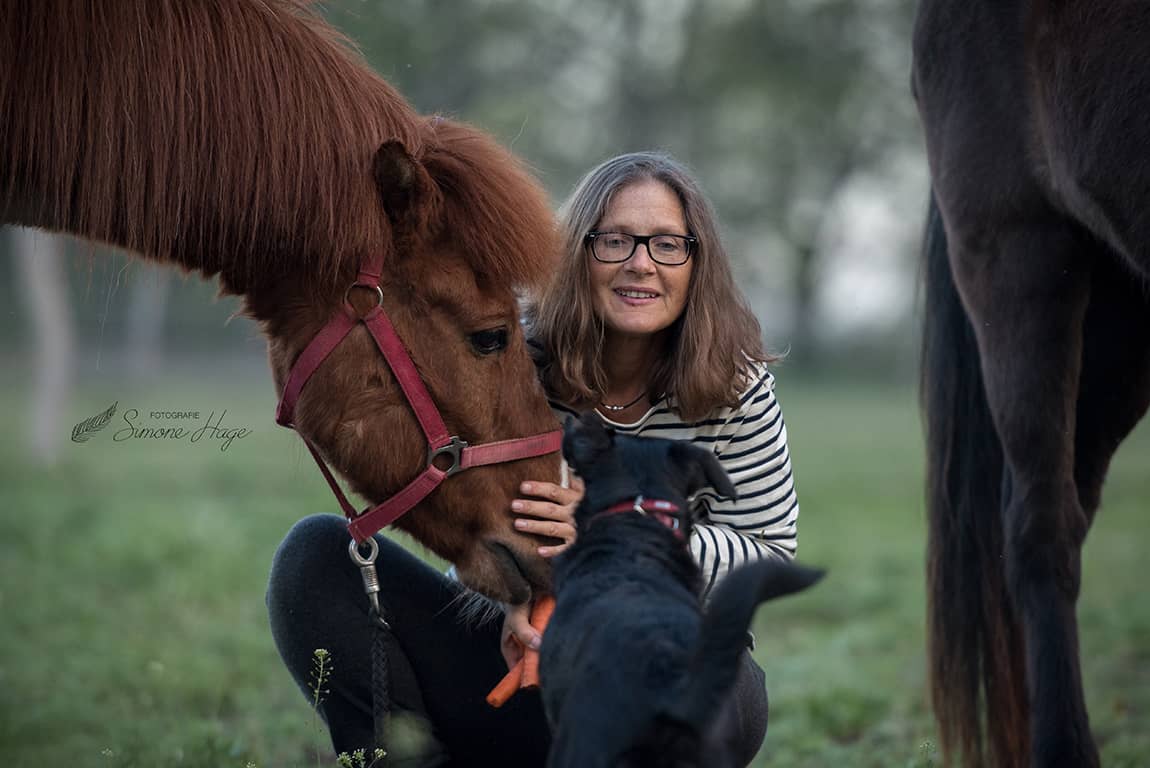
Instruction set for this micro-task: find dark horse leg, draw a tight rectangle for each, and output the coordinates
[949,215,1097,768]
[1027,5,1150,521]
[1073,256,1150,519]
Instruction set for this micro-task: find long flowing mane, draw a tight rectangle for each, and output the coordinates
[0,0,553,296]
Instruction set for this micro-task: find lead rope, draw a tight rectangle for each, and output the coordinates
[349,539,391,762]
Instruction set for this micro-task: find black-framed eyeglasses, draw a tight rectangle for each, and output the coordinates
[585,231,696,266]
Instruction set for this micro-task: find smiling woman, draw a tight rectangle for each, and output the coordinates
[507,152,804,766]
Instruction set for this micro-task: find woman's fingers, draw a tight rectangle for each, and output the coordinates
[511,479,583,521]
[537,540,574,558]
[501,602,539,670]
[513,516,576,558]
[513,516,575,540]
[519,480,583,507]
[511,500,570,523]
[512,477,584,558]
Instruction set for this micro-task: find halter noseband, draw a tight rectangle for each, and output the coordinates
[275,251,563,543]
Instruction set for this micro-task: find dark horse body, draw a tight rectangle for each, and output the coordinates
[914,2,1150,766]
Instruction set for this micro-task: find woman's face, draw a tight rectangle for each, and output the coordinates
[589,179,694,342]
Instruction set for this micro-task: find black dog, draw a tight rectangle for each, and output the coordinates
[540,412,824,768]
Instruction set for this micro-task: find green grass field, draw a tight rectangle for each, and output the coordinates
[0,371,1146,767]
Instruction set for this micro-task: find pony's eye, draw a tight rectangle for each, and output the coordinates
[469,327,508,355]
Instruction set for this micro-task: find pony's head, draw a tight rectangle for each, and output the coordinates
[0,1,561,604]
[257,121,561,604]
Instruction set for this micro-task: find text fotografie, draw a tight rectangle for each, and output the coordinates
[113,409,253,452]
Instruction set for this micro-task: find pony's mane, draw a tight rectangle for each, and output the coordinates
[0,0,553,295]
[420,120,556,291]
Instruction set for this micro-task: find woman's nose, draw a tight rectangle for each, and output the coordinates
[625,242,657,273]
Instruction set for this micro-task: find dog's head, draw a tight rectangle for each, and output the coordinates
[562,412,736,533]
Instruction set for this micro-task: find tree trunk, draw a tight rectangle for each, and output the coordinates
[125,262,171,378]
[13,227,74,465]
[789,238,819,368]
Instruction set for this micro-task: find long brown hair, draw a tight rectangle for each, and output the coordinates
[529,151,772,422]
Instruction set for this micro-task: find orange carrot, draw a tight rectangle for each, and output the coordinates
[485,659,524,708]
[530,594,557,629]
[520,595,556,689]
[486,594,557,706]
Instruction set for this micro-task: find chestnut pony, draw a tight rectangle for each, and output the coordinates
[915,3,1150,767]
[0,0,561,604]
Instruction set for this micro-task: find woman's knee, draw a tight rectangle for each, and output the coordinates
[274,513,350,568]
[267,515,420,616]
[266,514,366,624]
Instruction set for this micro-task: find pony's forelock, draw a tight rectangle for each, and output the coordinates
[419,120,557,292]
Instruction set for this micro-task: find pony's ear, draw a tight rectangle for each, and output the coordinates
[669,441,736,500]
[562,412,614,475]
[372,140,437,229]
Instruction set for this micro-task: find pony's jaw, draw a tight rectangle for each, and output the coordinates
[453,533,552,605]
[399,457,559,603]
[480,540,535,605]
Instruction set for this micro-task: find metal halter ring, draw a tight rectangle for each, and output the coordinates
[428,436,468,477]
[349,536,380,566]
[343,283,384,316]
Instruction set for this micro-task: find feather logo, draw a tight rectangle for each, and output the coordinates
[71,402,118,444]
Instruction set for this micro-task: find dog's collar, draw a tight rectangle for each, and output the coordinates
[589,495,685,541]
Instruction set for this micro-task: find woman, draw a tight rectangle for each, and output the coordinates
[266,151,800,766]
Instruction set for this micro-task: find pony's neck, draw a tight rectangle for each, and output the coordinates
[0,1,420,299]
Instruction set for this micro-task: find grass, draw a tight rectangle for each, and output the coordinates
[0,369,1146,767]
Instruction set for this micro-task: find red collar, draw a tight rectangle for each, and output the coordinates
[590,496,685,541]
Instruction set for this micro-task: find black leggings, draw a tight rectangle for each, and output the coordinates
[266,514,768,766]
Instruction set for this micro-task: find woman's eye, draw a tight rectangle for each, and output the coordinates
[469,327,508,355]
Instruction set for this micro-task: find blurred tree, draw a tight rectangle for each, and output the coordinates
[124,262,171,379]
[684,0,919,365]
[12,228,74,465]
[325,0,920,366]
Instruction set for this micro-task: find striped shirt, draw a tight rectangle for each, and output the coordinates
[550,362,799,595]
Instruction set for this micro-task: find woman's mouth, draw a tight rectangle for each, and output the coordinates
[614,288,659,305]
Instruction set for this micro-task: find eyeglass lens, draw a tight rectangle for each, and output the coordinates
[592,233,691,265]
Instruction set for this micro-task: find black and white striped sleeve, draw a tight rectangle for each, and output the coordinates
[689,367,799,595]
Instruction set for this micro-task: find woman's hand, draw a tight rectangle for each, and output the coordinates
[500,601,540,670]
[511,476,584,558]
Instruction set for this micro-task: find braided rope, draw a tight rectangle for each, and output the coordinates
[370,611,391,761]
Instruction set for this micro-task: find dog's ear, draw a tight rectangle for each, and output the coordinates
[669,441,737,500]
[562,412,614,474]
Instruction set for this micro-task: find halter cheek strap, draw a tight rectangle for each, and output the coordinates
[590,496,685,541]
[275,252,562,542]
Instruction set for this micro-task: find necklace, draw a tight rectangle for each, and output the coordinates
[599,390,647,412]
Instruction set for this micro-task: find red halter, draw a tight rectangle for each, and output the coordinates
[275,252,563,543]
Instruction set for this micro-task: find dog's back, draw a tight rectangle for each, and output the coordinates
[545,535,821,768]
[541,415,823,768]
[542,512,702,768]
